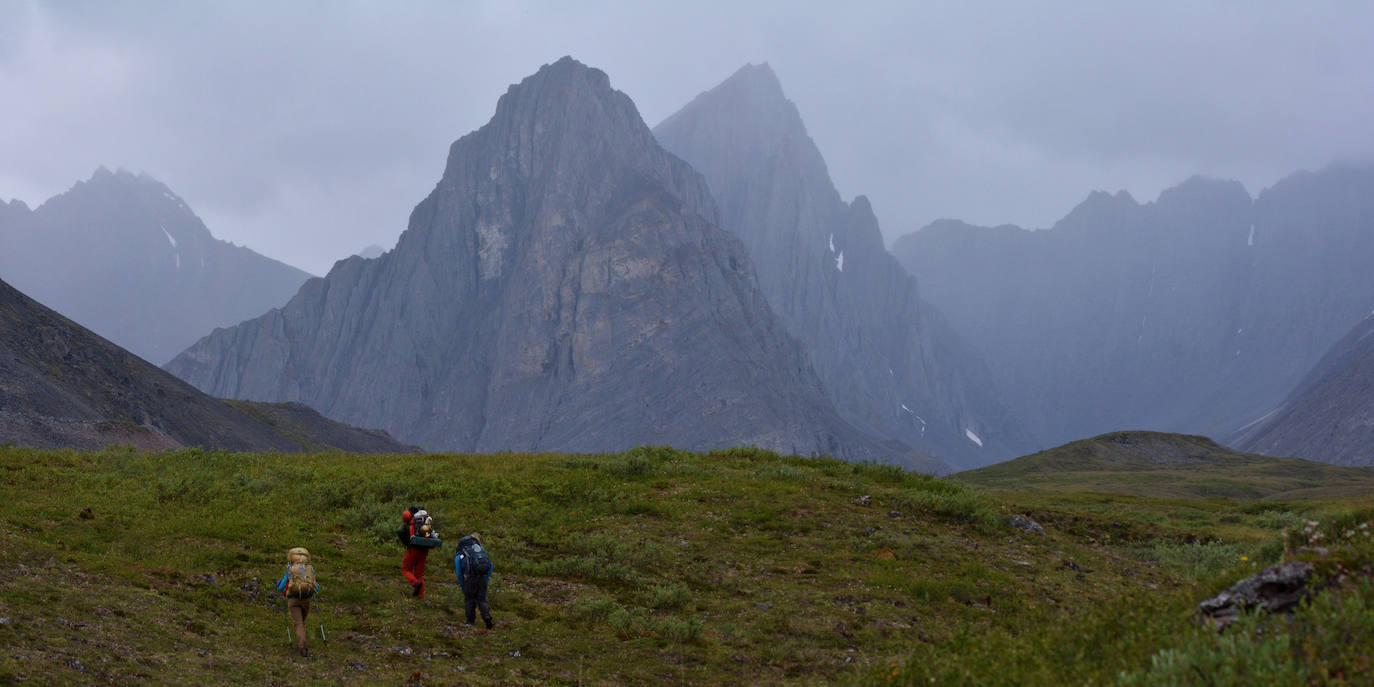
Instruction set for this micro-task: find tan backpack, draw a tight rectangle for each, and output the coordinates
[285,547,317,598]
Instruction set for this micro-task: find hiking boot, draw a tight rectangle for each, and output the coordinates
[299,647,309,658]
[412,582,423,596]
[484,617,494,630]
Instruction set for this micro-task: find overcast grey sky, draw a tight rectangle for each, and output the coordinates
[4,1,1373,275]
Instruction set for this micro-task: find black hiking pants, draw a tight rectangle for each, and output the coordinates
[463,574,491,624]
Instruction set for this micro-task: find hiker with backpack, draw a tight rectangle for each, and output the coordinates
[398,505,442,597]
[454,533,494,629]
[274,547,319,657]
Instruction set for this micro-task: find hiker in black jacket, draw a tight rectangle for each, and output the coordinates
[454,533,494,629]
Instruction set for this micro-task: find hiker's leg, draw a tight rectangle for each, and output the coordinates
[463,576,477,623]
[415,549,428,597]
[402,548,420,585]
[288,599,308,650]
[476,576,492,625]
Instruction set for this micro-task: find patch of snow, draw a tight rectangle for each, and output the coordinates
[161,225,181,270]
[965,429,984,447]
[163,191,175,200]
[1247,224,1255,247]
[915,415,926,436]
[828,233,835,253]
[900,404,911,412]
[888,368,894,376]
[1235,407,1279,433]
[836,250,844,272]
[1236,328,1243,334]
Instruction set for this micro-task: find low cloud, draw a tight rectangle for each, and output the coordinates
[3,1,1372,272]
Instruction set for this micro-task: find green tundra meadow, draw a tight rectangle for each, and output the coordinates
[0,439,1371,685]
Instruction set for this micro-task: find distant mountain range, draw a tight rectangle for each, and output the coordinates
[654,64,1033,468]
[895,165,1374,454]
[0,276,412,453]
[0,168,311,365]
[8,59,1371,470]
[165,58,940,469]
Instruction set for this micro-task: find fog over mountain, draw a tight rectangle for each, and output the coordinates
[895,164,1374,452]
[167,58,939,469]
[4,3,1372,274]
[0,168,311,365]
[655,64,1032,467]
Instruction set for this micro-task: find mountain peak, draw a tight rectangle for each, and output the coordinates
[1052,188,1141,232]
[655,62,804,147]
[78,166,180,199]
[445,55,667,191]
[1157,175,1251,204]
[721,62,783,96]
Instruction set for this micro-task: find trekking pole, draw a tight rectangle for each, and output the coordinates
[315,594,327,642]
[281,597,293,647]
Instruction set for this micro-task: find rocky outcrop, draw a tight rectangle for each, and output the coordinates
[1009,514,1045,536]
[654,64,1032,469]
[1236,314,1374,466]
[0,169,311,364]
[1198,561,1314,630]
[166,58,937,469]
[0,277,411,453]
[894,165,1374,456]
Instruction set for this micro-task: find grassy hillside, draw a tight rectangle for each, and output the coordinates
[0,444,1370,685]
[956,431,1374,500]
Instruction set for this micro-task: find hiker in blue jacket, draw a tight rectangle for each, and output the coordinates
[275,547,320,657]
[454,533,494,629]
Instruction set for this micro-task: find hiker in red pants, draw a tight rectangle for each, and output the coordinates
[398,505,430,597]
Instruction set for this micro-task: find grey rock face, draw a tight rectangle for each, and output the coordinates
[894,165,1374,456]
[654,64,1032,469]
[1197,561,1314,630]
[0,277,411,453]
[1236,314,1374,466]
[167,58,935,468]
[0,169,311,364]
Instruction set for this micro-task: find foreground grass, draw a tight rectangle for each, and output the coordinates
[0,445,1369,685]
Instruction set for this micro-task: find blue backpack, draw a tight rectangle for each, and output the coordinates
[457,536,492,576]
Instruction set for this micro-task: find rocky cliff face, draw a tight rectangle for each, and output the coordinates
[0,277,410,453]
[894,164,1374,455]
[654,64,1032,468]
[0,169,311,364]
[1236,314,1374,466]
[166,58,936,468]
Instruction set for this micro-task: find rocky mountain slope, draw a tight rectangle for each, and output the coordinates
[0,277,411,452]
[166,58,935,469]
[0,169,311,364]
[894,165,1374,454]
[654,64,1032,468]
[1236,314,1374,466]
